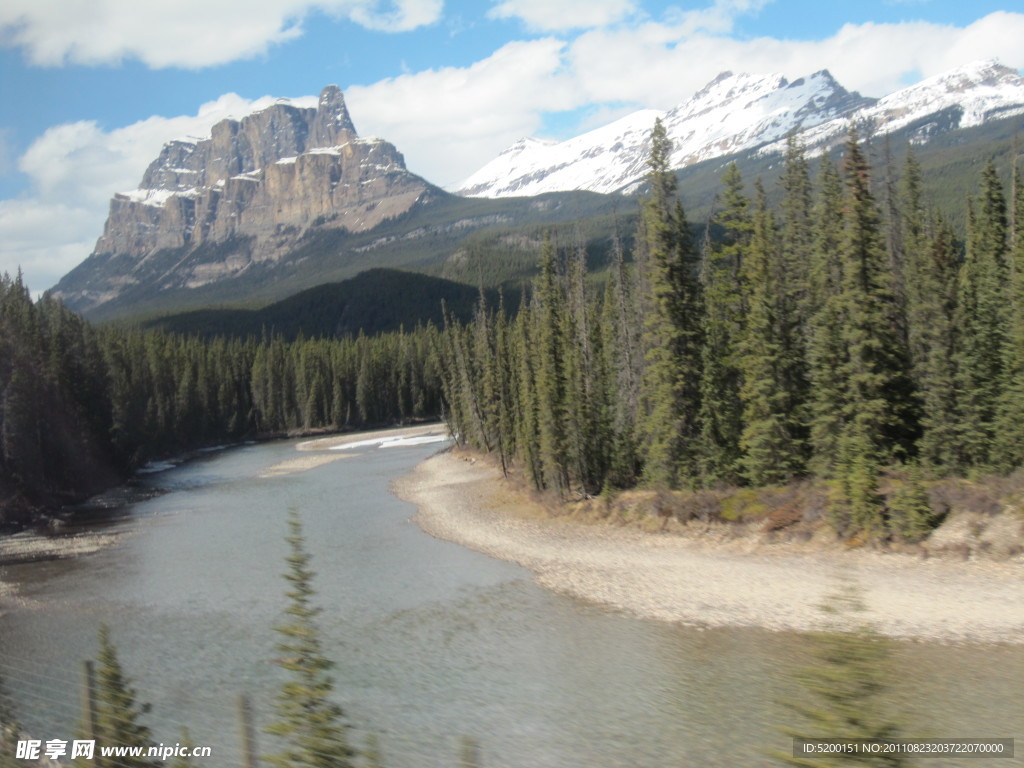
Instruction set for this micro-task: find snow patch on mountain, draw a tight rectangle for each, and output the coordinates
[459,60,1024,199]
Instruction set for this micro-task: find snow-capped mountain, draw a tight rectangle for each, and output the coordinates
[459,60,1024,198]
[789,60,1024,152]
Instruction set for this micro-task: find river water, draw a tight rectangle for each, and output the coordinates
[1,436,1021,768]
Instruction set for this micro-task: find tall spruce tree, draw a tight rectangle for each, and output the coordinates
[265,510,354,768]
[899,150,962,471]
[599,229,642,486]
[993,156,1024,470]
[533,235,571,494]
[806,158,848,478]
[956,160,1009,471]
[831,132,915,536]
[563,234,607,493]
[698,162,749,485]
[777,133,814,455]
[635,118,703,488]
[513,292,543,489]
[738,179,804,485]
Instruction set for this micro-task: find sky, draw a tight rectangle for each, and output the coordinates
[1,0,1023,293]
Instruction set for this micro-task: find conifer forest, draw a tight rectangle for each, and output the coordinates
[2,124,1024,542]
[441,125,1024,539]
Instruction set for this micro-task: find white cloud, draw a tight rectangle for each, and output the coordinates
[0,0,443,69]
[5,5,1024,293]
[563,10,1024,112]
[348,0,444,32]
[487,0,638,31]
[346,38,580,187]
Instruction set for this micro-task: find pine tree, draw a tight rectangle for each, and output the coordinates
[806,158,848,478]
[599,228,642,487]
[901,155,961,475]
[776,581,907,767]
[533,234,571,494]
[777,134,814,458]
[635,118,702,488]
[563,234,606,493]
[956,159,1009,470]
[830,133,916,537]
[265,509,354,768]
[512,293,543,489]
[886,462,936,543]
[698,162,749,485]
[82,625,159,768]
[779,133,815,332]
[738,179,803,485]
[993,155,1024,471]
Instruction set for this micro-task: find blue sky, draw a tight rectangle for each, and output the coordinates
[1,0,1022,292]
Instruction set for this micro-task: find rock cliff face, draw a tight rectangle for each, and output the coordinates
[55,86,434,313]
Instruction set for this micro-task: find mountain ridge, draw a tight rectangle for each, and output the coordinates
[458,60,1024,198]
[49,60,1024,323]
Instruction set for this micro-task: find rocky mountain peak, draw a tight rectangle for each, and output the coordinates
[311,84,358,146]
[53,85,434,315]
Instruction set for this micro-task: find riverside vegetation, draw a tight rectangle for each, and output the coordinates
[3,123,1024,545]
[441,123,1024,546]
[4,120,1022,761]
[0,278,446,528]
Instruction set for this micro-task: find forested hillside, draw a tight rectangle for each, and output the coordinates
[441,124,1024,539]
[144,268,511,341]
[0,275,444,527]
[5,121,1023,540]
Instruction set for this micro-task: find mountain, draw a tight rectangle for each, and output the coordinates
[52,83,631,322]
[52,86,439,315]
[51,61,1024,325]
[458,60,1024,198]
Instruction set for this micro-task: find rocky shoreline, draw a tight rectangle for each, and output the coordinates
[394,451,1024,645]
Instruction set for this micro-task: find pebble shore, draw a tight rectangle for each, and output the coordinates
[394,451,1024,645]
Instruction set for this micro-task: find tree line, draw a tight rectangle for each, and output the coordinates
[441,123,1024,539]
[0,278,445,527]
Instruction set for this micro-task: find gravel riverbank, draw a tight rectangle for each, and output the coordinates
[394,451,1024,644]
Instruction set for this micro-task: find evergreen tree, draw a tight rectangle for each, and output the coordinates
[512,293,543,490]
[776,582,907,767]
[635,118,702,488]
[777,134,814,457]
[599,228,642,487]
[886,462,936,543]
[533,234,571,494]
[993,156,1024,470]
[779,133,816,333]
[698,162,750,485]
[956,159,1009,470]
[900,155,961,474]
[81,625,159,768]
[806,158,848,478]
[830,133,915,536]
[738,179,803,485]
[563,234,606,493]
[265,510,354,768]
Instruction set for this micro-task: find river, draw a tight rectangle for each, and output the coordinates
[1,434,1021,767]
